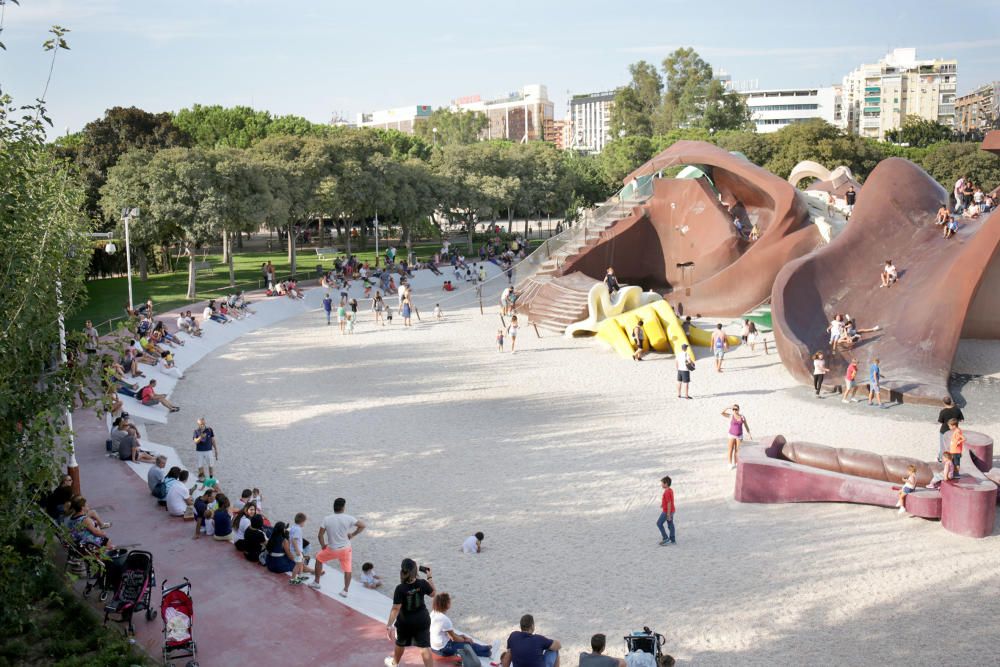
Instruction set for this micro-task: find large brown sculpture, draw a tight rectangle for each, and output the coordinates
[771,157,1000,404]
[556,141,820,317]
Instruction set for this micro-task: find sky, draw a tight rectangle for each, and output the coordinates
[2,0,999,137]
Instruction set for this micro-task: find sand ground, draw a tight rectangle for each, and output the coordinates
[149,270,1000,666]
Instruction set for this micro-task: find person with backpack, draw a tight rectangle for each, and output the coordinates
[384,558,436,667]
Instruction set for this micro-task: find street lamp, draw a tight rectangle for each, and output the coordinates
[432,126,438,145]
[108,207,139,310]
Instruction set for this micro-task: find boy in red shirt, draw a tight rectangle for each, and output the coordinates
[657,476,676,546]
[948,418,966,476]
[841,358,859,403]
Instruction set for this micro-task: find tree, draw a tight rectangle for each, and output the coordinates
[920,142,1000,194]
[596,135,655,187]
[885,117,954,148]
[660,48,713,130]
[414,108,489,146]
[0,92,95,629]
[609,61,663,138]
[173,104,273,149]
[72,106,191,217]
[205,149,270,285]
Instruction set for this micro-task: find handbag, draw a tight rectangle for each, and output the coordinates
[685,359,696,371]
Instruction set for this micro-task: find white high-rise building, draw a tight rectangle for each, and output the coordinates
[356,105,433,133]
[568,90,616,153]
[452,84,554,142]
[741,87,841,133]
[840,48,958,140]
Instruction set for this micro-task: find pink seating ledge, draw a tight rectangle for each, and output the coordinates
[735,435,997,538]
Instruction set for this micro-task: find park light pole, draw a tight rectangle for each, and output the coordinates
[432,126,438,146]
[105,207,138,311]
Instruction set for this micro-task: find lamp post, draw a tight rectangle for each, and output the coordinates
[432,127,438,145]
[115,207,138,311]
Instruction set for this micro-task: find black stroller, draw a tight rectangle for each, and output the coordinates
[103,549,157,635]
[624,627,668,666]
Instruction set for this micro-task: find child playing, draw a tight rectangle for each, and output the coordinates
[879,260,897,288]
[385,304,393,325]
[433,303,442,319]
[948,418,965,476]
[359,562,382,589]
[337,302,347,334]
[496,328,505,352]
[896,464,917,514]
[346,312,356,334]
[289,513,313,584]
[942,452,956,481]
[507,315,519,353]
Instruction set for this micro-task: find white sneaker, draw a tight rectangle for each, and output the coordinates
[308,581,322,590]
[384,658,398,667]
[729,463,737,470]
[898,507,906,514]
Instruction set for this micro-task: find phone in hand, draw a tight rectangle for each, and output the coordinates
[418,565,429,574]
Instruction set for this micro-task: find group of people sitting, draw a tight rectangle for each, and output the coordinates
[45,475,115,553]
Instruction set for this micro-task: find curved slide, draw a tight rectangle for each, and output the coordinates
[771,158,1000,404]
[565,282,661,337]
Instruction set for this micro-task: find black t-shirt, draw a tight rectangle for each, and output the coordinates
[846,190,856,205]
[242,527,267,561]
[938,406,964,434]
[392,579,433,625]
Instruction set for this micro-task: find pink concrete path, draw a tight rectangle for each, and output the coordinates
[73,409,425,665]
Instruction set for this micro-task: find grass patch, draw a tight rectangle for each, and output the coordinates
[0,542,152,667]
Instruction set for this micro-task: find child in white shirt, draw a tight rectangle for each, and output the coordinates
[289,512,312,584]
[359,562,382,589]
[434,304,442,319]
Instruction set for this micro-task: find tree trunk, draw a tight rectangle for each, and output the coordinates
[223,230,231,264]
[287,225,297,275]
[524,215,530,239]
[237,232,244,249]
[186,245,196,299]
[317,216,324,248]
[507,207,513,234]
[404,224,413,264]
[346,220,352,256]
[161,244,172,273]
[228,232,236,287]
[136,246,148,281]
[467,220,474,254]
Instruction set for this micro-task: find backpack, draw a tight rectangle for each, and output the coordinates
[153,479,168,500]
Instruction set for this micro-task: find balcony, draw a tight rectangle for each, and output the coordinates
[864,86,881,93]
[864,97,881,104]
[863,107,881,114]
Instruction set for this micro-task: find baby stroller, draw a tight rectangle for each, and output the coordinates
[624,627,668,667]
[161,578,197,666]
[103,549,157,635]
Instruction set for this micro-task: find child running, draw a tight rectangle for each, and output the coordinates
[896,465,917,514]
[434,303,442,319]
[722,404,751,469]
[496,328,505,352]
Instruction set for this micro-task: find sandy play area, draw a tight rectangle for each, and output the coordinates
[149,267,1000,665]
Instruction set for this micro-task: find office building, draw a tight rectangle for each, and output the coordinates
[453,84,554,142]
[841,48,957,140]
[955,81,1000,134]
[543,118,571,150]
[355,105,432,133]
[741,87,840,133]
[567,90,616,153]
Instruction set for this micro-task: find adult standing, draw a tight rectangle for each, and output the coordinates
[845,186,856,216]
[656,476,676,546]
[83,320,99,356]
[936,397,964,462]
[676,343,692,399]
[868,357,883,407]
[322,293,333,326]
[711,324,728,372]
[722,405,751,469]
[313,497,365,596]
[954,176,965,213]
[193,417,218,482]
[811,352,828,397]
[372,292,385,326]
[384,558,435,667]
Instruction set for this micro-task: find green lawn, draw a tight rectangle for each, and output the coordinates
[71,240,528,332]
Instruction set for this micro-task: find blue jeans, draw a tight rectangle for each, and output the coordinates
[433,640,492,658]
[325,310,331,324]
[657,512,675,542]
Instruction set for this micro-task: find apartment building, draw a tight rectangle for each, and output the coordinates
[355,105,433,133]
[741,87,840,133]
[841,48,957,140]
[567,90,616,153]
[955,81,1000,134]
[453,84,555,142]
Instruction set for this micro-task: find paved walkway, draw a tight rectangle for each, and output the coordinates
[74,410,422,665]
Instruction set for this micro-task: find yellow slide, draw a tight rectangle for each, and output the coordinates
[595,300,695,359]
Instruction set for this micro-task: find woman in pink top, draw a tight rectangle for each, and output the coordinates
[722,404,752,469]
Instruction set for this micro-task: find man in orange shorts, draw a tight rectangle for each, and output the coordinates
[312,497,365,596]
